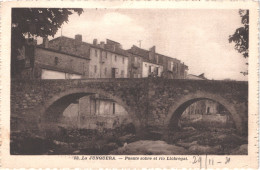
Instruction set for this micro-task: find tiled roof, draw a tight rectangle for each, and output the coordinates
[127,46,162,65]
[48,36,130,57]
[104,44,130,57]
[128,45,188,69]
[187,74,207,80]
[37,46,90,60]
[47,36,188,69]
[128,45,149,58]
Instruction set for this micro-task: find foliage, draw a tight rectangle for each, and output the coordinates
[229,9,249,58]
[11,8,83,76]
[229,9,249,75]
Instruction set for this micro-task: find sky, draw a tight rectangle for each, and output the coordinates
[46,9,248,81]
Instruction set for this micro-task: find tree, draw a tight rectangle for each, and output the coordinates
[11,8,83,77]
[229,9,249,76]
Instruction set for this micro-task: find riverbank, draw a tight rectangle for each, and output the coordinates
[11,124,247,155]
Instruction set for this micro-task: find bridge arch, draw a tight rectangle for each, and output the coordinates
[165,91,243,133]
[37,87,141,132]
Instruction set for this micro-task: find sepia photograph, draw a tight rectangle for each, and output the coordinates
[8,7,253,158]
[1,1,258,168]
[10,8,250,156]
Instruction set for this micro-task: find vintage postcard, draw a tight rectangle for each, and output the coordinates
[0,0,258,169]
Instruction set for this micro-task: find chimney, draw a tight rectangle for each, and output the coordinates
[149,46,156,53]
[115,44,122,49]
[43,37,49,48]
[100,41,105,48]
[93,39,98,45]
[75,34,82,45]
[148,46,156,61]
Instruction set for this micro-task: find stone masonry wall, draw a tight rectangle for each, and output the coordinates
[35,48,90,77]
[11,79,248,134]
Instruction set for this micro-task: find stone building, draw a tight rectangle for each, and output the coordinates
[127,45,188,78]
[183,99,219,115]
[181,74,231,125]
[127,51,143,78]
[181,100,231,125]
[162,56,188,79]
[16,35,188,80]
[17,38,90,79]
[61,94,130,130]
[127,45,164,77]
[45,35,129,78]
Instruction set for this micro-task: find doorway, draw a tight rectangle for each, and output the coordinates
[112,68,116,78]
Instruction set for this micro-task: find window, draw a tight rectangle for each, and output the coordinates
[122,57,125,64]
[54,57,59,65]
[145,64,147,67]
[82,63,85,75]
[171,62,174,71]
[104,67,107,75]
[112,103,115,114]
[94,65,97,73]
[115,55,117,62]
[149,66,152,73]
[102,51,106,59]
[134,57,138,63]
[155,67,159,76]
[95,50,98,57]
[121,70,124,77]
[94,99,97,114]
[156,55,159,63]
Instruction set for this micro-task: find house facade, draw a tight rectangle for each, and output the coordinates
[127,45,188,78]
[181,99,231,126]
[17,38,90,79]
[35,47,89,79]
[46,35,129,79]
[127,52,143,78]
[61,94,130,130]
[181,73,232,125]
[15,34,188,80]
[127,45,164,77]
[162,56,188,79]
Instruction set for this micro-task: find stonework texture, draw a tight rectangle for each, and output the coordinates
[35,48,90,78]
[11,79,248,135]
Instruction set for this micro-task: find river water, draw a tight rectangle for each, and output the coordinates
[11,121,247,155]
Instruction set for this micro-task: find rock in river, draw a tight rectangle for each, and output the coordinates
[188,144,221,154]
[110,140,187,155]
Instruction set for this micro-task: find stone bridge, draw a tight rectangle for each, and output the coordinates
[11,78,248,136]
